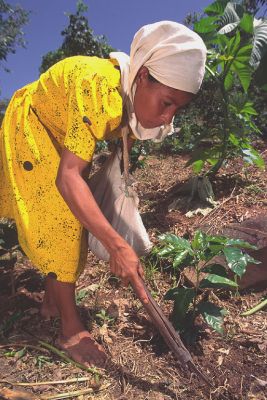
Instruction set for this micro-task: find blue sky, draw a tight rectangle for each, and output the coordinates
[0,0,210,99]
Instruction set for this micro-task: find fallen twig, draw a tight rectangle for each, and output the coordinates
[0,376,93,387]
[241,298,267,316]
[40,385,111,400]
[41,388,93,399]
[38,339,101,376]
[0,343,49,354]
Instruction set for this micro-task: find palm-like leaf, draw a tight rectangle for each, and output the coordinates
[219,2,244,33]
[251,18,267,67]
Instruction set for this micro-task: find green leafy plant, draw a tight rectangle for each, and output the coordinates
[4,346,26,359]
[0,0,29,70]
[75,288,89,305]
[35,355,53,368]
[129,141,150,173]
[154,230,260,336]
[95,309,114,326]
[178,0,267,176]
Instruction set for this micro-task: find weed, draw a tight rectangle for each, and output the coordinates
[75,289,89,305]
[35,355,53,368]
[4,346,26,359]
[95,309,114,326]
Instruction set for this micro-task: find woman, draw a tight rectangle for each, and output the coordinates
[0,21,206,367]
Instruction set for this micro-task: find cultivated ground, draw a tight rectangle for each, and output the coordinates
[0,141,266,400]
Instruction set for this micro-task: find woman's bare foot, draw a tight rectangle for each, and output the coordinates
[57,330,107,368]
[41,277,106,367]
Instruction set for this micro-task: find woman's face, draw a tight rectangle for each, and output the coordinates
[133,66,194,129]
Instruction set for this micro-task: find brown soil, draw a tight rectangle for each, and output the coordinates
[0,143,266,400]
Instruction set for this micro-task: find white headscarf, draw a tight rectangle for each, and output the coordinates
[110,21,206,141]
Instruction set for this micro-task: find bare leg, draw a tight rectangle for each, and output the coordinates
[42,276,106,368]
[40,273,60,319]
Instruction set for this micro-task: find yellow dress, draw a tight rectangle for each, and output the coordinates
[0,56,123,282]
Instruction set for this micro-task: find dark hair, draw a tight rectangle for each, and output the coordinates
[148,73,160,84]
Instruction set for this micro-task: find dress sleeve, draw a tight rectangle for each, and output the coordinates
[64,72,122,161]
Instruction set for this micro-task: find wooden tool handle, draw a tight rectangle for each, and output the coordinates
[132,279,212,387]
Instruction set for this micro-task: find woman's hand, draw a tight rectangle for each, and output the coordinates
[109,245,149,304]
[57,148,149,305]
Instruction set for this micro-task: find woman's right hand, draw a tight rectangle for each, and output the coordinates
[109,245,149,304]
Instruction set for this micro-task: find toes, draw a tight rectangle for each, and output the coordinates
[80,338,107,367]
[56,333,108,369]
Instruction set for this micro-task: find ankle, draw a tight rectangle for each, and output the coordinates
[61,317,85,338]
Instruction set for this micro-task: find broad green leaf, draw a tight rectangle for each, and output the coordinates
[165,287,195,320]
[227,30,241,56]
[239,13,253,34]
[197,301,227,333]
[157,245,175,257]
[250,18,267,67]
[207,157,219,166]
[220,2,243,27]
[232,63,252,92]
[241,103,258,115]
[235,44,253,63]
[218,22,241,35]
[199,273,238,288]
[192,159,204,173]
[159,234,191,250]
[225,238,257,250]
[229,133,240,146]
[224,71,234,91]
[204,0,228,16]
[224,247,247,276]
[206,235,227,244]
[242,147,265,168]
[208,243,225,253]
[194,16,218,34]
[173,250,189,268]
[217,33,230,50]
[219,21,239,34]
[223,247,261,277]
[192,230,206,250]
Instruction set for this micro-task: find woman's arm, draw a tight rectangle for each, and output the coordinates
[56,147,148,303]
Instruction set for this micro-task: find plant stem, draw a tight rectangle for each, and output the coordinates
[192,255,200,322]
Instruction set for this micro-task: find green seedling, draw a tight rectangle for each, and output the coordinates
[75,289,89,305]
[154,230,260,338]
[4,347,26,359]
[95,309,114,326]
[35,355,53,368]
